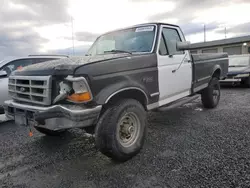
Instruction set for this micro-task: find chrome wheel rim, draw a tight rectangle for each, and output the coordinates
[213,85,220,102]
[117,112,141,148]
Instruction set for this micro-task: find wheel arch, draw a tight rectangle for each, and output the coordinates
[212,66,222,79]
[104,87,149,110]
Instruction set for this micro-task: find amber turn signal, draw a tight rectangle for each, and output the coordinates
[67,92,91,102]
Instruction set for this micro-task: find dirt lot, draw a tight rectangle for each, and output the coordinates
[0,86,250,188]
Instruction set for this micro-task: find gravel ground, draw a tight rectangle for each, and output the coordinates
[0,86,250,188]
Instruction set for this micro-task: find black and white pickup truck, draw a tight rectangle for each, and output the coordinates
[4,23,228,161]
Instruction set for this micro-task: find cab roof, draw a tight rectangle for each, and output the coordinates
[101,22,180,36]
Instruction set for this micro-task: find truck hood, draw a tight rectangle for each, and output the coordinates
[13,54,130,76]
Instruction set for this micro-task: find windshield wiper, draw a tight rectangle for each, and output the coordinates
[104,50,132,55]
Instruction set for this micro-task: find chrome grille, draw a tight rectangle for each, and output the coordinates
[8,76,52,105]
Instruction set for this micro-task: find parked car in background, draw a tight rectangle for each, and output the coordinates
[220,54,250,87]
[0,55,68,113]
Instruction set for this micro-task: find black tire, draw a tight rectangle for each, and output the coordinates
[34,126,66,136]
[84,126,95,134]
[95,99,147,162]
[242,77,250,88]
[201,77,220,109]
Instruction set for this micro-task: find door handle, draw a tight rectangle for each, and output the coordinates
[184,58,192,63]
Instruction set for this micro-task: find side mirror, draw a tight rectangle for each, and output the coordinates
[0,70,7,77]
[177,41,191,51]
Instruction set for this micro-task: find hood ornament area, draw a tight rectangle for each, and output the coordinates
[20,87,26,92]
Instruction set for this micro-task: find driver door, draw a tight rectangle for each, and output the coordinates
[157,25,192,106]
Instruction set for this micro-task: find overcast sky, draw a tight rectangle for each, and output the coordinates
[0,0,250,59]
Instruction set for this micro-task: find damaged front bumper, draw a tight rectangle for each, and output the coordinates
[4,100,102,131]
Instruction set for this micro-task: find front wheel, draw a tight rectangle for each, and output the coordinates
[95,99,147,162]
[201,77,220,109]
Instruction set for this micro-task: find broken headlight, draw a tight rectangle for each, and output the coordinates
[53,76,93,104]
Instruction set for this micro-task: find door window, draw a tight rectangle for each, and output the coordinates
[0,58,60,76]
[0,59,33,76]
[158,34,168,55]
[162,28,183,55]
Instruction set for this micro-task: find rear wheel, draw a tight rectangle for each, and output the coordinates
[201,77,220,108]
[241,76,250,88]
[95,99,147,162]
[34,126,66,136]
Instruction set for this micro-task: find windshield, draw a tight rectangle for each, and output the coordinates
[87,25,156,56]
[229,56,250,67]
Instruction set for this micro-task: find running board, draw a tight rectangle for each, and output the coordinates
[156,95,199,112]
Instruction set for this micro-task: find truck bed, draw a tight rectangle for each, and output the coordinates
[192,53,228,62]
[191,53,228,92]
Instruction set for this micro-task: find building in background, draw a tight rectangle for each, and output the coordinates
[190,35,250,55]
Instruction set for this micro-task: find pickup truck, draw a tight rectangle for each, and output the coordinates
[4,23,228,162]
[220,54,250,87]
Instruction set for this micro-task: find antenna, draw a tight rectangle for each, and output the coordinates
[204,24,206,42]
[71,16,75,56]
[225,27,227,39]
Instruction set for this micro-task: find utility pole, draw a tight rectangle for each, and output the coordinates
[204,24,206,42]
[71,16,75,56]
[225,27,227,39]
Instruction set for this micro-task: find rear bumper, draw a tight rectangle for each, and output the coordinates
[220,73,249,83]
[220,78,242,83]
[4,100,102,131]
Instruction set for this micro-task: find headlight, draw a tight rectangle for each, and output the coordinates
[65,76,93,103]
[67,92,91,102]
[53,76,92,104]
